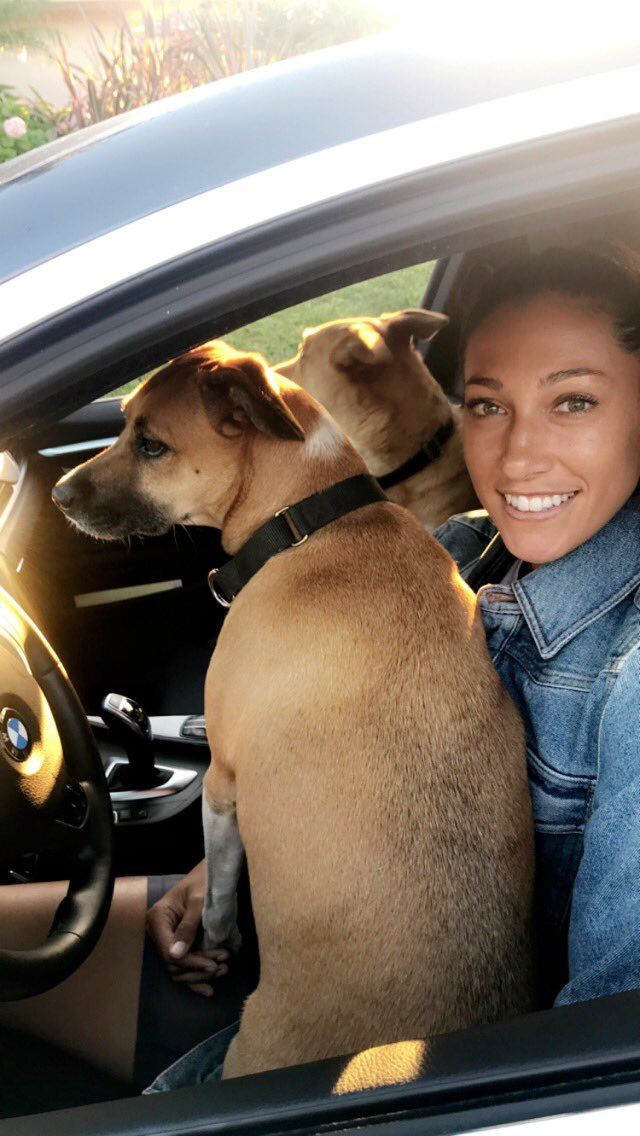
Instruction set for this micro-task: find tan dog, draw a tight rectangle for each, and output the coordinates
[277,309,477,531]
[52,341,533,1080]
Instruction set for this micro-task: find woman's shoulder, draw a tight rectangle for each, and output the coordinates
[433,510,498,569]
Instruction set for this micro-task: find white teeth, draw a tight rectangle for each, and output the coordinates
[503,492,575,513]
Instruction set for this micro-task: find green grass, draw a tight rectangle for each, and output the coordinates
[226,260,434,360]
[106,261,434,397]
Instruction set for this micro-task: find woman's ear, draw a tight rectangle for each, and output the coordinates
[196,349,306,441]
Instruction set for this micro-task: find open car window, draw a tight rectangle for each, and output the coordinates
[103,260,435,401]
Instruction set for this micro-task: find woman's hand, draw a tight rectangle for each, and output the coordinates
[145,860,230,997]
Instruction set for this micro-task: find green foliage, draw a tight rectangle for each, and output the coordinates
[0,0,52,52]
[54,13,205,131]
[188,0,388,77]
[0,83,51,161]
[107,262,433,398]
[226,262,433,360]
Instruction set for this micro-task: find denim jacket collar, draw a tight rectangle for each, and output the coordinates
[509,494,640,659]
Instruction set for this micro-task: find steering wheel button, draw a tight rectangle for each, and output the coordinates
[57,782,88,827]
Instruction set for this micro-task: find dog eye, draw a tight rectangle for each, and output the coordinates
[137,436,168,459]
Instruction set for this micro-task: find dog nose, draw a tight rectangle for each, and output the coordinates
[51,482,74,511]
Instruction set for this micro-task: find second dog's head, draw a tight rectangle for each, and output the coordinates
[276,309,449,472]
[51,341,307,542]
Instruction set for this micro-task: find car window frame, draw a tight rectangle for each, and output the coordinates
[2,113,640,450]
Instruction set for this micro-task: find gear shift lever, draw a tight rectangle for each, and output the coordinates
[101,693,165,789]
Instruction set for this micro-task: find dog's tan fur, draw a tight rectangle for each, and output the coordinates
[54,341,533,1081]
[277,310,477,531]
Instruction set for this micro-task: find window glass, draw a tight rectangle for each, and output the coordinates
[104,261,434,399]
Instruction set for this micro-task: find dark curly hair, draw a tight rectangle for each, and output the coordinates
[458,242,640,365]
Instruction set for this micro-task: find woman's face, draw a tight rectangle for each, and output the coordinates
[462,294,640,566]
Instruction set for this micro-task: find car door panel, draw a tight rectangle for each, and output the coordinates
[4,991,640,1135]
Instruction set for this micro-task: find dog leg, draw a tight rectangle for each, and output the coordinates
[201,793,244,953]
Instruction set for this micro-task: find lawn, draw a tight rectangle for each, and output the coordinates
[226,260,434,360]
[106,261,434,398]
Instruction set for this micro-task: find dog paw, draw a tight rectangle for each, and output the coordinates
[203,922,242,954]
[202,900,243,954]
[226,924,243,954]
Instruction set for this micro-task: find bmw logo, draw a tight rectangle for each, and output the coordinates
[0,707,32,762]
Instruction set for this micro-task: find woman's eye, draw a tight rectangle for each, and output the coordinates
[555,394,597,415]
[464,399,505,418]
[138,436,168,458]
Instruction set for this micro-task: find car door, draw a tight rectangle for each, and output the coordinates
[3,988,640,1135]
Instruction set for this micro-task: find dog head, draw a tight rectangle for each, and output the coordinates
[276,309,449,472]
[51,341,306,542]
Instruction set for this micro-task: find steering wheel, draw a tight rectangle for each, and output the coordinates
[0,585,113,999]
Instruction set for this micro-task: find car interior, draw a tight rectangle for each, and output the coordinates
[1,202,640,1128]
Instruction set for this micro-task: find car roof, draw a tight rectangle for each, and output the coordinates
[4,57,640,350]
[2,26,640,286]
[3,25,640,445]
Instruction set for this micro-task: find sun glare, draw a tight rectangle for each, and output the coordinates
[333,1039,428,1094]
[370,0,637,63]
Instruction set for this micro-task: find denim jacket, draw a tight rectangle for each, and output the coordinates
[435,495,640,1008]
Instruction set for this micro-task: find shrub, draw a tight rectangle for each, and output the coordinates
[0,0,389,159]
[54,12,204,130]
[0,83,52,161]
[54,0,388,130]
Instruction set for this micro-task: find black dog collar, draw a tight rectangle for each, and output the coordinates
[209,473,387,607]
[377,417,455,491]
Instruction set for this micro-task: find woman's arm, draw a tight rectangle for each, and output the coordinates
[555,646,640,1005]
[433,512,495,566]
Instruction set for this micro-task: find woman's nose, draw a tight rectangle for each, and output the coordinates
[500,416,553,482]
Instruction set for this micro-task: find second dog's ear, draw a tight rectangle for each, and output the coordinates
[331,322,394,370]
[198,354,305,442]
[380,309,449,348]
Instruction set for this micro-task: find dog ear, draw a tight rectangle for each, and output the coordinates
[197,353,306,442]
[379,309,449,348]
[331,322,394,371]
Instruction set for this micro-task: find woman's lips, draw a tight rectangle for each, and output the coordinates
[499,490,579,520]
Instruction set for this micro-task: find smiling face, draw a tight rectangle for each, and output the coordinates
[462,294,640,566]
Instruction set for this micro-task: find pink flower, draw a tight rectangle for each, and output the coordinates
[3,116,27,139]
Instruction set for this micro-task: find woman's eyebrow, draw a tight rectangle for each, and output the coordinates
[464,368,607,390]
[465,375,502,389]
[542,367,607,385]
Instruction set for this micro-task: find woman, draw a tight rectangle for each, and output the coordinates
[440,242,640,1010]
[2,242,640,1094]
